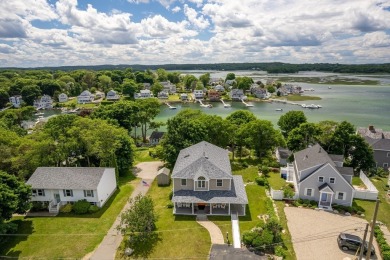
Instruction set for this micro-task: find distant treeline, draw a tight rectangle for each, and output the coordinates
[2,62,390,74]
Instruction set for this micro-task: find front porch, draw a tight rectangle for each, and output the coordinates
[318,183,334,210]
[174,202,246,216]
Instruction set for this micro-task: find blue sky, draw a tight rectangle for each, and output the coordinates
[1,0,390,67]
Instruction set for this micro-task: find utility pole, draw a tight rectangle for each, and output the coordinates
[359,223,369,260]
[366,199,380,259]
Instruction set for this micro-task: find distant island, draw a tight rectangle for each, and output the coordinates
[2,62,390,74]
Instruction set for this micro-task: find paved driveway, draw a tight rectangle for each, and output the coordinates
[285,207,381,260]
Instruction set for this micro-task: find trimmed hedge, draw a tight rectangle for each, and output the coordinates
[73,200,91,214]
[374,226,390,260]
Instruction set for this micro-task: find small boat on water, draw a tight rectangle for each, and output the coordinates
[275,108,283,111]
[35,112,44,116]
[328,86,332,89]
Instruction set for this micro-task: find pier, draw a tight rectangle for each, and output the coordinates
[241,99,253,107]
[198,100,212,108]
[221,99,231,108]
[165,102,177,109]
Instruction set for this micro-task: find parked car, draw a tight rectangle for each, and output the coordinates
[337,233,375,255]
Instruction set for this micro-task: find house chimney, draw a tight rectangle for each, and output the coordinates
[368,125,375,132]
[319,147,322,153]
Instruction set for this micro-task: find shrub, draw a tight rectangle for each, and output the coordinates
[255,176,269,187]
[60,203,73,213]
[73,200,91,214]
[166,202,174,208]
[275,245,287,258]
[241,161,249,168]
[383,251,390,260]
[0,222,18,245]
[261,166,270,176]
[168,191,173,200]
[88,205,99,213]
[283,185,295,199]
[30,201,49,212]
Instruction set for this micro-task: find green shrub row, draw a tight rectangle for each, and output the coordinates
[374,226,390,260]
[332,203,365,215]
[59,200,100,214]
[255,176,269,188]
[292,199,317,209]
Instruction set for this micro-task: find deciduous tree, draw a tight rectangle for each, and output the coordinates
[277,111,307,138]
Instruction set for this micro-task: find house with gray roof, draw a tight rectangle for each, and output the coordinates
[284,144,354,210]
[26,167,117,214]
[357,125,390,170]
[171,141,248,216]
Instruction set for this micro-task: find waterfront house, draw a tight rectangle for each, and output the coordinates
[208,89,221,101]
[193,90,204,100]
[26,167,117,214]
[225,79,236,87]
[357,125,390,170]
[106,89,120,101]
[171,141,248,216]
[149,131,165,145]
[282,144,354,210]
[157,91,169,99]
[34,95,53,109]
[214,84,225,92]
[58,93,68,103]
[230,89,246,100]
[77,90,94,104]
[251,87,269,99]
[180,93,189,101]
[161,81,177,94]
[135,89,152,99]
[9,96,23,108]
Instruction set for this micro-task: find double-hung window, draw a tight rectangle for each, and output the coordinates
[329,177,335,184]
[337,192,345,200]
[32,189,45,196]
[198,177,206,188]
[318,176,324,183]
[216,179,223,187]
[181,179,187,186]
[305,188,313,196]
[84,190,94,197]
[63,189,73,197]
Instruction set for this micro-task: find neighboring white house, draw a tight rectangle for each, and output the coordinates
[230,89,246,100]
[193,90,204,100]
[26,167,117,214]
[34,95,53,109]
[58,93,68,103]
[9,96,23,108]
[135,89,152,99]
[77,90,94,104]
[180,93,189,101]
[106,89,120,101]
[157,91,169,99]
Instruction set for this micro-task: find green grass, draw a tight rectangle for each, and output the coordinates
[134,147,156,164]
[232,166,259,183]
[354,177,390,230]
[352,176,367,189]
[275,201,297,260]
[116,181,210,259]
[0,171,136,259]
[267,172,287,190]
[167,94,180,101]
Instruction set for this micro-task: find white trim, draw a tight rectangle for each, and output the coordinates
[318,176,324,183]
[181,178,187,186]
[336,191,346,200]
[305,188,313,197]
[384,163,389,168]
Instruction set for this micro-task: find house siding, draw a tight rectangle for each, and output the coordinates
[96,168,117,207]
[173,178,194,191]
[299,164,353,206]
[209,179,231,190]
[30,189,99,204]
[373,150,390,169]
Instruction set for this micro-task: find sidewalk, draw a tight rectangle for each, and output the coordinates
[196,214,224,245]
[88,161,163,260]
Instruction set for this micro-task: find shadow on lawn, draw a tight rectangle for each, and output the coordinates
[0,219,33,257]
[122,233,162,259]
[239,205,252,221]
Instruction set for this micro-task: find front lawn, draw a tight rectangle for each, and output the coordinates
[116,181,210,259]
[352,176,367,189]
[0,172,136,259]
[354,177,390,230]
[267,172,287,190]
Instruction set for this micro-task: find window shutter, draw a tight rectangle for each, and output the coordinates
[84,190,86,197]
[63,190,66,196]
[71,190,73,197]
[91,190,94,197]
[42,190,45,196]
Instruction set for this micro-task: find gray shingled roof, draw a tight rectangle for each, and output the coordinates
[150,131,165,140]
[336,167,354,176]
[294,144,335,171]
[357,126,390,139]
[172,141,232,179]
[26,167,110,189]
[328,154,344,162]
[172,176,248,204]
[277,147,292,159]
[319,183,334,192]
[371,138,390,151]
[157,167,170,176]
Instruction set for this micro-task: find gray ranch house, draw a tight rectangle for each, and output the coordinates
[283,144,354,210]
[171,141,248,216]
[357,125,390,170]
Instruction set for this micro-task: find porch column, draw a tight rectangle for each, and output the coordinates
[243,204,246,216]
[228,203,230,215]
[210,203,213,214]
[329,193,334,208]
[174,202,176,214]
[318,192,322,208]
[192,203,194,214]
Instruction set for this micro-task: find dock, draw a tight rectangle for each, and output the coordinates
[165,102,177,109]
[241,99,253,107]
[221,99,231,108]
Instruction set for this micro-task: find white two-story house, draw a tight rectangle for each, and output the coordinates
[171,141,248,216]
[26,167,117,214]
